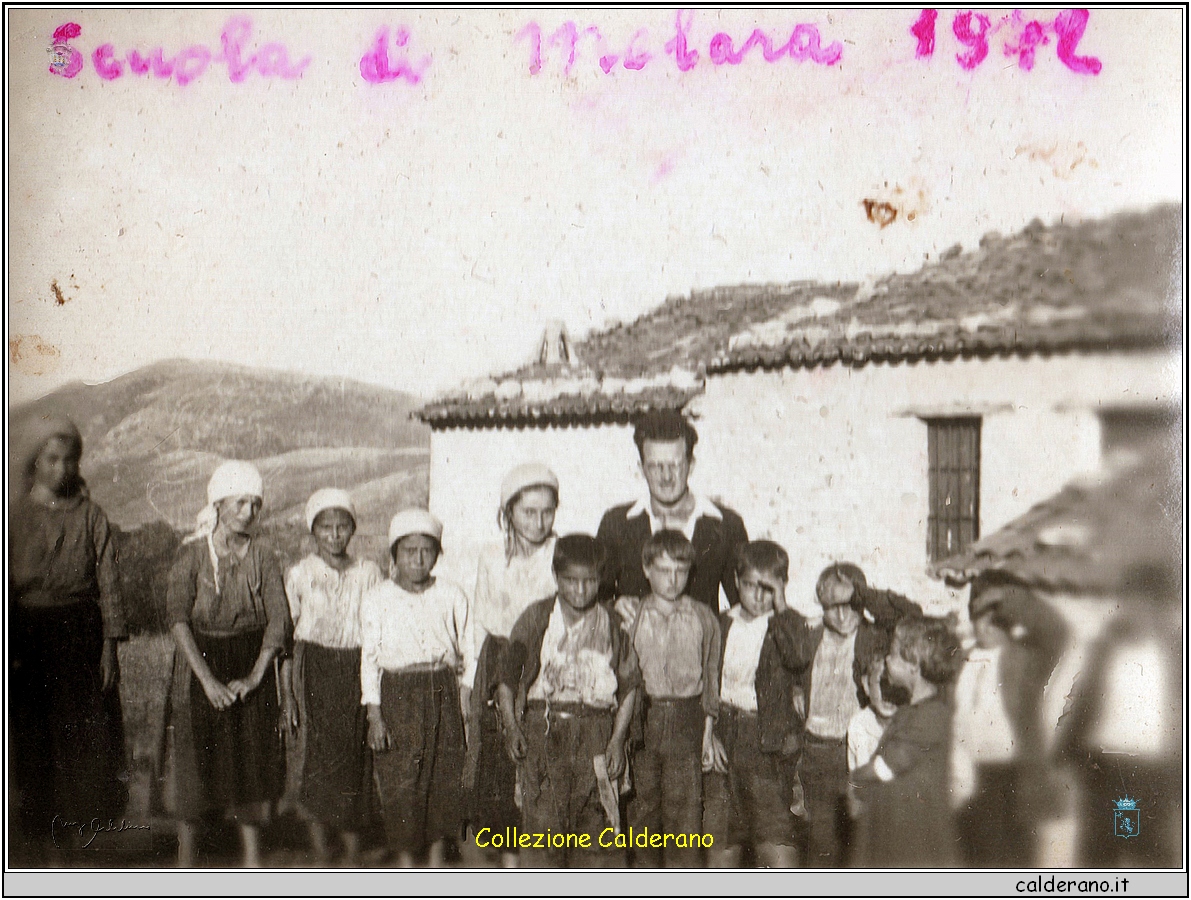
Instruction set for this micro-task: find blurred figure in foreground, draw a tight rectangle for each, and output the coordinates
[1056,563,1183,868]
[952,573,1069,867]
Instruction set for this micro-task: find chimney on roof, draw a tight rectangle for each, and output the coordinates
[538,320,577,367]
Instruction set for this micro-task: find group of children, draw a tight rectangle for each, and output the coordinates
[160,454,971,869]
[11,418,1077,869]
[278,459,976,866]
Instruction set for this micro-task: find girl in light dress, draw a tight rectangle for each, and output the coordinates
[465,463,560,867]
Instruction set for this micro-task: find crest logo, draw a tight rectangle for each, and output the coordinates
[1113,796,1140,839]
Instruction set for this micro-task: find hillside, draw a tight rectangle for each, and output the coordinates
[10,359,430,539]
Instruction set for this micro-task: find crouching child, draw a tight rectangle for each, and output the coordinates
[496,534,641,868]
[704,541,804,867]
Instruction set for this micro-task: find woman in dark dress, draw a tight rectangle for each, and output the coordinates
[166,460,291,867]
[9,415,127,863]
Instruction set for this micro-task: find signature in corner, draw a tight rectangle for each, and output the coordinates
[51,815,151,849]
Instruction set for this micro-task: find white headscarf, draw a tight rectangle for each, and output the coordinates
[305,488,356,531]
[185,460,264,544]
[387,507,443,549]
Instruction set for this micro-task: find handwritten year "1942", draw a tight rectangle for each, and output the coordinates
[910,8,1102,74]
[517,10,843,77]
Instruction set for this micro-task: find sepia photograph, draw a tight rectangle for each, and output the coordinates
[5,6,1185,894]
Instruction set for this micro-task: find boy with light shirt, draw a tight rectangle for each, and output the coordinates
[704,541,804,868]
[775,562,922,867]
[615,529,722,868]
[496,534,641,868]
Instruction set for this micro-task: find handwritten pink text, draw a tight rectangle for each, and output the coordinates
[517,10,842,77]
[359,26,431,84]
[48,18,311,86]
[910,8,1102,74]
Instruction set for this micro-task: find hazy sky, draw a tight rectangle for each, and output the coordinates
[8,8,1183,404]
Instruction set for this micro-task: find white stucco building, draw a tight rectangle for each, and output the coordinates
[419,205,1181,613]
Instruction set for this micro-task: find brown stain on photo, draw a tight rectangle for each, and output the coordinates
[863,199,898,228]
[862,180,932,229]
[51,278,71,305]
[9,334,62,376]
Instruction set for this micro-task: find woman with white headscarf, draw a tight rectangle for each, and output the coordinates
[281,488,382,866]
[165,460,292,867]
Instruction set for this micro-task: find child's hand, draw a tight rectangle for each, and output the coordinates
[100,638,120,691]
[226,678,254,701]
[367,708,392,752]
[201,676,237,710]
[702,732,728,775]
[504,723,528,762]
[604,739,627,780]
[759,573,787,613]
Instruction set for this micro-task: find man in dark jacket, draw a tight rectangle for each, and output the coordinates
[596,410,748,612]
[770,563,923,867]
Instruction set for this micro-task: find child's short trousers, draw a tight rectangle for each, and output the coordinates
[703,705,798,847]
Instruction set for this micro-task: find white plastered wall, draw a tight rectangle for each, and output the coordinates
[427,349,1178,613]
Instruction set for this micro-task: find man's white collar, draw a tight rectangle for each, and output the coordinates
[627,492,723,540]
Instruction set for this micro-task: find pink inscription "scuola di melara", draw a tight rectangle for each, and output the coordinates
[48,18,311,86]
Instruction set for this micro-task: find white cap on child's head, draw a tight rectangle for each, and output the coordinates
[305,488,356,531]
[388,508,443,548]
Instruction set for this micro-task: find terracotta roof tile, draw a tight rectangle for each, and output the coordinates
[419,205,1180,426]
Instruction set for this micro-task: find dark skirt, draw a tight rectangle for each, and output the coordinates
[297,641,371,831]
[184,629,284,820]
[374,667,464,852]
[467,635,520,832]
[9,600,127,843]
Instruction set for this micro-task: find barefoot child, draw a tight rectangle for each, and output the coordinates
[282,489,383,866]
[704,541,802,868]
[360,509,474,867]
[615,529,722,868]
[495,534,641,867]
[781,563,922,867]
[851,616,962,868]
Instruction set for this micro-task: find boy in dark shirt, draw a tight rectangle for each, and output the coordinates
[705,541,803,867]
[497,534,641,867]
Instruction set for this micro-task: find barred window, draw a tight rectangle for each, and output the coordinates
[926,417,981,561]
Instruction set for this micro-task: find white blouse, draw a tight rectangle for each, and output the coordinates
[359,578,475,706]
[285,554,383,650]
[469,537,557,687]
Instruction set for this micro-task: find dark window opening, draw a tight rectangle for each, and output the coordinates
[926,417,981,562]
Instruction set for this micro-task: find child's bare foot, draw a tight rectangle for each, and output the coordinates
[427,839,446,868]
[339,831,360,867]
[239,823,262,868]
